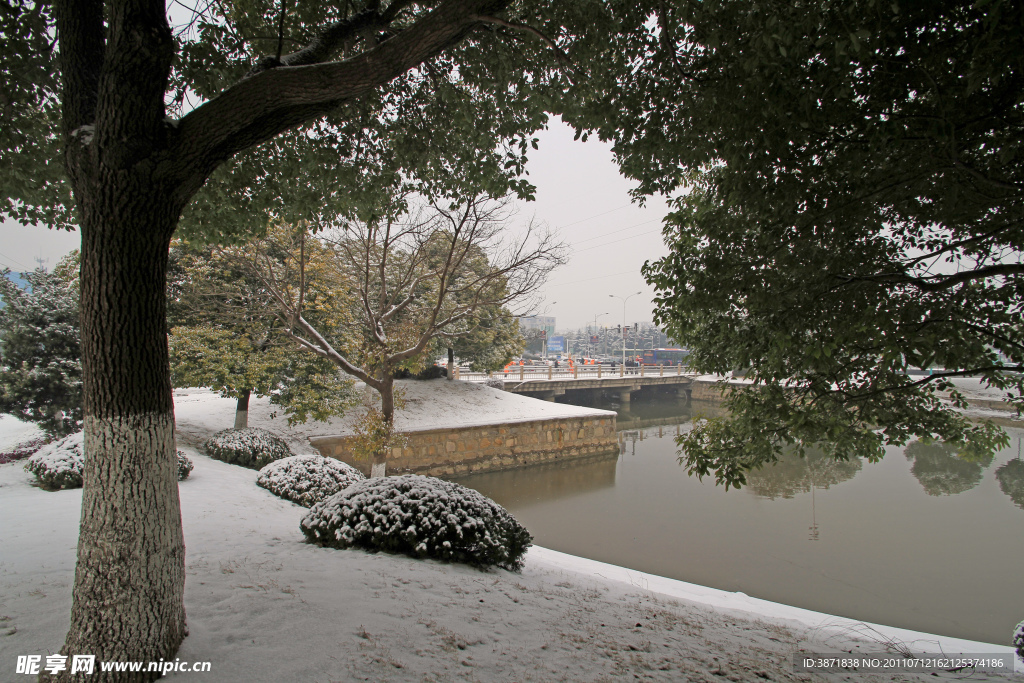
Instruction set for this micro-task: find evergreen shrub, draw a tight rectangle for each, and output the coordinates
[416,365,446,380]
[204,427,293,469]
[25,433,194,488]
[24,432,83,489]
[257,454,364,507]
[177,450,194,481]
[300,474,532,570]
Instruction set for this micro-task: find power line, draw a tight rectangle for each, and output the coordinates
[573,228,663,254]
[554,203,633,231]
[0,250,32,272]
[571,218,661,246]
[547,268,641,287]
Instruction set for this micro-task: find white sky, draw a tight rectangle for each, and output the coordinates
[0,118,670,332]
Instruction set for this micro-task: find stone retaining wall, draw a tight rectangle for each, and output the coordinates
[689,379,732,402]
[309,415,618,478]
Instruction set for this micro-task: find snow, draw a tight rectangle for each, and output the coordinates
[1,387,1019,680]
[0,415,43,453]
[256,454,363,507]
[2,449,1018,680]
[177,450,194,481]
[23,432,84,489]
[173,379,616,453]
[301,474,531,571]
[204,427,293,469]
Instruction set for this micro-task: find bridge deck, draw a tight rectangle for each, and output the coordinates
[458,367,696,395]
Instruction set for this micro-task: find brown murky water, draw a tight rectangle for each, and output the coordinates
[454,398,1024,646]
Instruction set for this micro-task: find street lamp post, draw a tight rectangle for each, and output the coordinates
[609,291,642,368]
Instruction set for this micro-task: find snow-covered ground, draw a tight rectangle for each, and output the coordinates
[0,414,43,452]
[174,379,616,453]
[1,386,1019,681]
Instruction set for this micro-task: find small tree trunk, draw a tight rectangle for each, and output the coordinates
[371,378,396,478]
[447,346,454,381]
[233,389,251,429]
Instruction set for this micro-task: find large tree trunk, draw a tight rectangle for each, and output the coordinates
[447,346,455,381]
[44,195,186,682]
[233,389,252,429]
[371,378,396,478]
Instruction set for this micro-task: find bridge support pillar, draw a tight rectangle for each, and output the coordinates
[618,390,632,404]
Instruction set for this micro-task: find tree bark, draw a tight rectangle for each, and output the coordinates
[233,389,251,429]
[43,193,185,682]
[48,0,518,676]
[371,377,396,478]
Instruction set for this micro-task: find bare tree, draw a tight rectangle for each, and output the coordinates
[240,196,565,476]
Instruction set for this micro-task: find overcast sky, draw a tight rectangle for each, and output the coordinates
[0,117,670,332]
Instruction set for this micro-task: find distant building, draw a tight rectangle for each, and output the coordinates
[518,315,556,338]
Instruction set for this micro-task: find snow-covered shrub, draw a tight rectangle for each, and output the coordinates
[300,474,532,571]
[25,433,195,488]
[177,450,194,481]
[24,432,84,489]
[1014,620,1024,664]
[484,377,504,390]
[257,454,364,507]
[204,427,293,469]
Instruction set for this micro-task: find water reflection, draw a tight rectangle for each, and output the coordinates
[903,440,992,496]
[744,449,862,500]
[453,452,619,508]
[996,460,1024,509]
[452,396,1023,644]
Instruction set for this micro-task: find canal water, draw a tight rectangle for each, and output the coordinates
[453,397,1024,646]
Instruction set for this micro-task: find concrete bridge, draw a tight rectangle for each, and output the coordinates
[459,366,697,404]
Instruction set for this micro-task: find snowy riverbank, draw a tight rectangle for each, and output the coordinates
[1,450,1017,682]
[1,383,1020,681]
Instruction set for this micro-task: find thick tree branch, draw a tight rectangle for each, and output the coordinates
[54,0,104,138]
[955,159,1024,193]
[832,262,1024,292]
[172,0,511,200]
[471,14,572,70]
[916,262,1024,291]
[95,0,175,159]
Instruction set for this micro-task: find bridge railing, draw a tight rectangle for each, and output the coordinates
[455,364,693,383]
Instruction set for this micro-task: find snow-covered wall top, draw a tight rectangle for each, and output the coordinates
[174,380,615,453]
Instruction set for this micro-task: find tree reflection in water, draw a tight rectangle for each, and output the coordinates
[744,449,862,500]
[904,440,993,496]
[995,437,1024,510]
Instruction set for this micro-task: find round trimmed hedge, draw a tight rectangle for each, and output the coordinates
[300,474,532,571]
[177,450,194,481]
[257,454,364,507]
[204,427,293,469]
[25,433,194,489]
[24,432,84,489]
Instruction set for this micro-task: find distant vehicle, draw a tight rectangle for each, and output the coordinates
[640,348,689,366]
